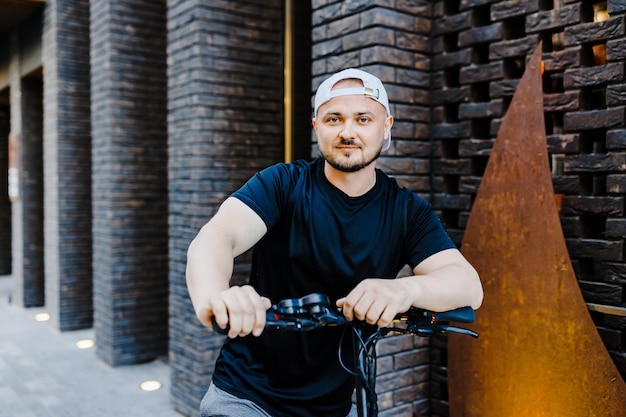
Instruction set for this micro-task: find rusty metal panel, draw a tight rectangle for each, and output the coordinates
[448,44,626,417]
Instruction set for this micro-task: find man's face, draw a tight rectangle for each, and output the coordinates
[312,80,393,173]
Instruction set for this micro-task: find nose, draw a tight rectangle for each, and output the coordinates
[339,120,357,140]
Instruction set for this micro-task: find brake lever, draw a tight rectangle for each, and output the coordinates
[406,324,479,338]
[265,317,320,331]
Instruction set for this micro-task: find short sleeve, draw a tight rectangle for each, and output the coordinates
[404,196,456,268]
[231,162,298,229]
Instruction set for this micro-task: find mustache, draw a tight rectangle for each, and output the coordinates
[339,139,359,146]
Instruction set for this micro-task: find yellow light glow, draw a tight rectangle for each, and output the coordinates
[34,313,50,322]
[140,380,162,392]
[594,9,609,22]
[75,339,95,349]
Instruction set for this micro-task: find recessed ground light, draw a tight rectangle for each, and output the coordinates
[76,339,95,349]
[140,380,162,392]
[34,313,50,322]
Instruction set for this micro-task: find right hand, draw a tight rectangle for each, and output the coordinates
[198,285,271,339]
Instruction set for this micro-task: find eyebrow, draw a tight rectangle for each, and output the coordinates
[322,110,375,117]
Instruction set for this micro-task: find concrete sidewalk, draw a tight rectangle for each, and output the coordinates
[0,276,183,417]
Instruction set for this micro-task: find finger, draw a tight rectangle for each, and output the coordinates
[196,307,213,328]
[209,298,229,330]
[252,296,271,337]
[251,296,270,337]
[352,292,377,322]
[238,286,262,337]
[220,290,245,338]
[377,306,398,328]
[336,297,350,320]
[337,296,356,321]
[235,290,259,338]
[337,286,366,321]
[363,299,388,325]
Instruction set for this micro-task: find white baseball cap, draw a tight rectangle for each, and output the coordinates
[314,68,392,152]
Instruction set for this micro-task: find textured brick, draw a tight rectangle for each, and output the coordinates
[564,153,626,173]
[459,22,503,47]
[543,46,581,72]
[544,91,579,112]
[0,114,9,275]
[458,100,503,119]
[526,5,581,33]
[168,1,283,414]
[565,16,625,44]
[547,133,580,153]
[607,174,626,193]
[564,63,625,89]
[564,107,625,131]
[561,196,624,216]
[566,238,623,262]
[607,129,626,150]
[491,0,538,21]
[15,76,44,308]
[460,61,503,84]
[489,35,541,59]
[433,11,472,35]
[91,0,168,365]
[607,84,626,106]
[579,280,624,305]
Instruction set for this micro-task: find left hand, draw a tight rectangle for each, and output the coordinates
[336,278,414,328]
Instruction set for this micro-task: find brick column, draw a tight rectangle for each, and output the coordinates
[167,0,283,414]
[311,1,435,415]
[42,0,93,330]
[0,101,11,275]
[10,30,45,308]
[90,0,168,366]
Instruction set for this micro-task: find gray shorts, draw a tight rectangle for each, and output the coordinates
[200,383,358,417]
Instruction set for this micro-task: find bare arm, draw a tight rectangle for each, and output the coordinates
[186,197,270,338]
[337,248,483,327]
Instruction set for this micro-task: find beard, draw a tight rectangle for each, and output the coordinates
[321,139,382,173]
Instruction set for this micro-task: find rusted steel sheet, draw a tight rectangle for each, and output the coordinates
[448,44,626,416]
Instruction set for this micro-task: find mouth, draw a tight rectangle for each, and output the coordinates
[336,142,360,149]
[336,147,361,155]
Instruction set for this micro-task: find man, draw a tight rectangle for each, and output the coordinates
[187,68,483,417]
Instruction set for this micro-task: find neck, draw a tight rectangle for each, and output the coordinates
[323,162,377,197]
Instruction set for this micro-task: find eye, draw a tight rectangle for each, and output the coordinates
[324,116,341,124]
[357,116,371,124]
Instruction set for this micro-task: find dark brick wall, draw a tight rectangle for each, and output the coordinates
[311,1,436,415]
[0,109,11,275]
[42,0,93,331]
[430,0,626,415]
[90,0,169,366]
[167,1,283,414]
[18,75,44,308]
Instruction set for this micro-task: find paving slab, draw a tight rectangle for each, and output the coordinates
[0,276,183,417]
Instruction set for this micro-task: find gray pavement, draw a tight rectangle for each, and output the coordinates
[0,275,184,417]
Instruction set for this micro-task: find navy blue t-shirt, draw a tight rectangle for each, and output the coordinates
[212,158,455,417]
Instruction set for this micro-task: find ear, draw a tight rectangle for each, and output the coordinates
[385,115,393,133]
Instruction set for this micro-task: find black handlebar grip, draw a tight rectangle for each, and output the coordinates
[211,311,278,335]
[431,306,475,324]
